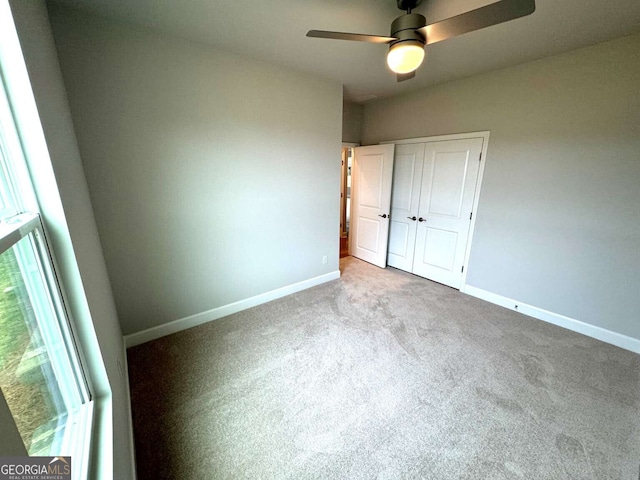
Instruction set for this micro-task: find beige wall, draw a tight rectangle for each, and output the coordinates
[49,6,343,336]
[343,100,363,144]
[362,33,640,340]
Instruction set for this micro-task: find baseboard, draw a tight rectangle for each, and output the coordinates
[463,285,640,354]
[124,270,341,348]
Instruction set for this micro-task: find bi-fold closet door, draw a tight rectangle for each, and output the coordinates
[387,138,483,289]
[388,143,426,272]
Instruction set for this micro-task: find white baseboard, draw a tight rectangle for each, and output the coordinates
[463,285,640,354]
[124,270,341,348]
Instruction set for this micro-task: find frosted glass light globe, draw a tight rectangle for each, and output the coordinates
[387,42,425,74]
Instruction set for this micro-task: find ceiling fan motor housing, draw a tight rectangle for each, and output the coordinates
[390,13,427,46]
[397,0,423,11]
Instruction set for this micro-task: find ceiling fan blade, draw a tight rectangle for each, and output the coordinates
[306,30,396,44]
[397,71,415,82]
[419,0,535,46]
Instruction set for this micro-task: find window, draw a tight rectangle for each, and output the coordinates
[0,14,93,473]
[0,221,91,455]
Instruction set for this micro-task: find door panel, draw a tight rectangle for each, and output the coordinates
[388,222,410,259]
[428,152,468,217]
[387,143,425,271]
[412,138,483,288]
[356,217,381,253]
[391,154,418,211]
[359,154,384,208]
[350,144,395,268]
[422,228,458,271]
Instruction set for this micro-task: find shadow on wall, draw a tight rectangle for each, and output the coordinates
[343,100,363,144]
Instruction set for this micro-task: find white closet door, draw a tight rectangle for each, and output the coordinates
[350,144,395,268]
[387,143,425,271]
[413,138,483,288]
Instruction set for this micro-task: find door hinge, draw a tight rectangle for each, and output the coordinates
[479,152,482,162]
[469,212,473,220]
[461,266,464,273]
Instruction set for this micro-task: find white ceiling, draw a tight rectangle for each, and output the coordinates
[47,0,640,103]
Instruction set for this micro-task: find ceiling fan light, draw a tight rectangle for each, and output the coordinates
[386,41,425,74]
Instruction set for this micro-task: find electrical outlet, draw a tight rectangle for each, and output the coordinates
[322,255,328,264]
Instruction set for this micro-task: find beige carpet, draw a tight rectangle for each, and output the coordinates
[127,257,640,479]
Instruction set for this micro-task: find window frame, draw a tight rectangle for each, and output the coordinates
[0,1,109,478]
[0,213,92,403]
[0,215,94,466]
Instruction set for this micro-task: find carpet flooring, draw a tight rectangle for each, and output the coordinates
[127,257,640,479]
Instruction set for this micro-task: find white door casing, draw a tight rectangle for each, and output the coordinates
[387,143,426,271]
[350,144,395,268]
[412,138,483,288]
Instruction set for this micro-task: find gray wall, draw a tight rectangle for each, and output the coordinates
[8,1,134,478]
[0,394,27,456]
[343,100,363,144]
[362,33,640,341]
[48,7,343,336]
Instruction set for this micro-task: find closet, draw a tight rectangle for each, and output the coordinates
[387,137,484,289]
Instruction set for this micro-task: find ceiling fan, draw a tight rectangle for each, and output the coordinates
[307,0,536,82]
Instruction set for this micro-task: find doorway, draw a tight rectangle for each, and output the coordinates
[340,145,355,258]
[348,144,396,268]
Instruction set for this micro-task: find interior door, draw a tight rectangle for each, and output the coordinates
[350,144,395,268]
[387,143,425,271]
[412,138,483,288]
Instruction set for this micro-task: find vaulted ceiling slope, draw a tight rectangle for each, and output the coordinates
[47,0,640,102]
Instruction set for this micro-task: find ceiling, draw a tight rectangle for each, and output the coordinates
[47,0,640,103]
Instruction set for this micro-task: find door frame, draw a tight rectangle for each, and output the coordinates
[342,143,359,253]
[382,131,490,291]
[340,147,348,238]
